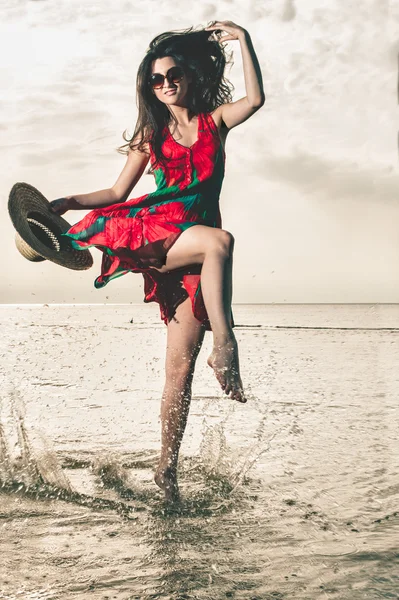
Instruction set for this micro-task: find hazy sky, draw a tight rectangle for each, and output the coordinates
[1,0,398,303]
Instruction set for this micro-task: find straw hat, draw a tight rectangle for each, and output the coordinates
[8,182,93,270]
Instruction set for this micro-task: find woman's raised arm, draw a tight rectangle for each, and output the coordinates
[205,22,265,130]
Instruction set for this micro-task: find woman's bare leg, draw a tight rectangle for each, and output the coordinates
[151,225,245,402]
[204,248,243,400]
[154,296,206,502]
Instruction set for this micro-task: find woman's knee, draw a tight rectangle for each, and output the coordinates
[210,229,235,257]
[153,225,234,273]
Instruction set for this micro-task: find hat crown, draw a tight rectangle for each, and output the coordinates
[15,216,62,261]
[15,232,44,262]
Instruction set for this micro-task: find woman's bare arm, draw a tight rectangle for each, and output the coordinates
[205,23,265,130]
[50,140,150,214]
[111,142,151,203]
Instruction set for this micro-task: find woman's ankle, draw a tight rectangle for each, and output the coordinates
[213,329,236,348]
[157,457,177,474]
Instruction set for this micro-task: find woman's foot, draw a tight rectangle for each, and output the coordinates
[207,337,246,403]
[154,466,180,503]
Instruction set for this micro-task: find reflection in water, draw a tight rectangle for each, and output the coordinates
[142,470,263,599]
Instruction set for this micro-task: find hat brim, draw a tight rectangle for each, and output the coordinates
[8,182,93,271]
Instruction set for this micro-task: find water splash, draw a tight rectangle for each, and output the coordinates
[194,383,281,499]
[92,452,152,504]
[0,385,138,517]
[0,385,71,490]
[199,420,233,482]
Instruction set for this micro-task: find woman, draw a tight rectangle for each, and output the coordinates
[50,20,265,502]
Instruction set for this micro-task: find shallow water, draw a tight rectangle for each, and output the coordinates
[1,304,398,599]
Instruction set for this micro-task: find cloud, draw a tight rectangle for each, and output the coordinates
[247,151,398,205]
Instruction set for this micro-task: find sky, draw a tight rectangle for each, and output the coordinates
[1,0,398,303]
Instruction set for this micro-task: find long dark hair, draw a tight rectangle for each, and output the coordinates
[117,24,234,174]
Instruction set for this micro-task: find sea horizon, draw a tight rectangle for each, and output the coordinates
[1,301,398,307]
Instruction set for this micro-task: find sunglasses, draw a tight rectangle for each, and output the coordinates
[149,66,185,90]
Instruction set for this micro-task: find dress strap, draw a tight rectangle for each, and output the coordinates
[204,111,218,133]
[203,111,224,153]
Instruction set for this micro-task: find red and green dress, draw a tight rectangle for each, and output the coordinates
[62,111,232,330]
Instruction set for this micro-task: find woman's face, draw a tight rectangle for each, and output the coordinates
[150,56,192,106]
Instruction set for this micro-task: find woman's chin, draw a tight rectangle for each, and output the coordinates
[164,94,178,103]
[164,98,184,107]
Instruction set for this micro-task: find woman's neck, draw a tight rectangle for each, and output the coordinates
[168,106,195,125]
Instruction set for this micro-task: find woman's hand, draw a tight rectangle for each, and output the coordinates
[49,197,71,216]
[205,20,247,42]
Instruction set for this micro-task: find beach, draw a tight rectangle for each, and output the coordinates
[1,303,398,599]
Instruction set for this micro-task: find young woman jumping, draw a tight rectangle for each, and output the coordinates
[50,20,265,502]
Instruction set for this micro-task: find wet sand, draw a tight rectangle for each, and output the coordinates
[1,304,398,599]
